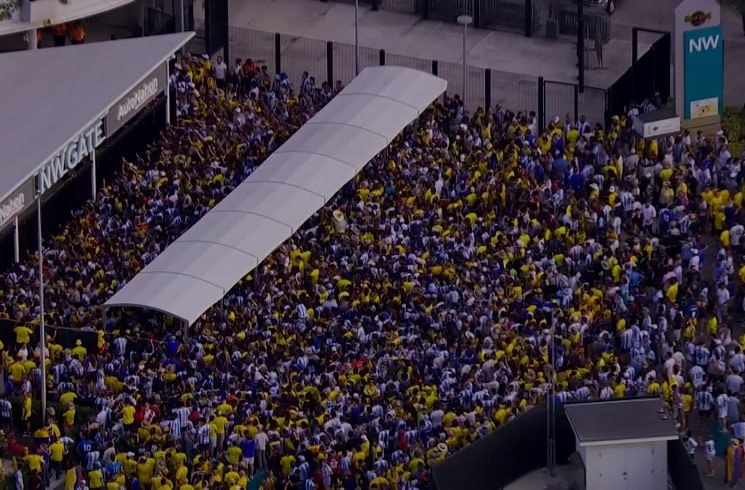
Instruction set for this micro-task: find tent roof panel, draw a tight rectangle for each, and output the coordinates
[274,123,388,172]
[0,32,194,203]
[107,271,224,324]
[216,181,326,230]
[105,66,447,325]
[147,241,258,290]
[178,211,290,264]
[309,93,418,138]
[247,152,356,201]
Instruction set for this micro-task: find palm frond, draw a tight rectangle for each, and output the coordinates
[718,0,745,15]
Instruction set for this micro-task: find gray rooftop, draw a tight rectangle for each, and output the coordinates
[635,107,679,123]
[564,398,679,444]
[0,32,194,203]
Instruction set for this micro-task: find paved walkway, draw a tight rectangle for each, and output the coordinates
[208,0,745,114]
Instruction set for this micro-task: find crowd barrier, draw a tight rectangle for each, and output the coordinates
[0,319,99,353]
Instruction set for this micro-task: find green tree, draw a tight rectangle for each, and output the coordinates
[719,0,745,15]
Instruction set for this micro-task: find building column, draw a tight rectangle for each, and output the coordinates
[27,29,38,50]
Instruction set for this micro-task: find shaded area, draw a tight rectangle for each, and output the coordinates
[606,30,671,116]
[432,404,575,490]
[0,96,167,271]
[433,400,706,490]
[669,439,708,490]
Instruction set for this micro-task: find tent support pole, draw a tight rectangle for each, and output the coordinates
[37,196,47,418]
[91,150,97,199]
[166,62,172,125]
[13,216,20,263]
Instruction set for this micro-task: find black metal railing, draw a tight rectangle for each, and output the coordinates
[548,1,611,43]
[222,26,608,129]
[145,7,176,37]
[606,29,670,117]
[320,0,537,37]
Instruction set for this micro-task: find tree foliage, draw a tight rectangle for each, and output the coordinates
[719,0,745,15]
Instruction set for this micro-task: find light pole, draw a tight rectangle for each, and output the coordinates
[456,15,472,108]
[354,0,360,75]
[36,196,47,417]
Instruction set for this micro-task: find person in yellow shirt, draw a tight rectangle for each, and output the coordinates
[174,464,189,486]
[49,439,64,479]
[65,465,77,490]
[681,387,693,432]
[72,339,87,360]
[225,442,242,466]
[21,391,32,435]
[62,403,76,434]
[88,462,104,490]
[59,389,78,408]
[121,402,136,432]
[137,455,156,486]
[213,414,228,452]
[9,361,26,385]
[14,324,33,345]
[25,449,44,473]
[279,453,295,478]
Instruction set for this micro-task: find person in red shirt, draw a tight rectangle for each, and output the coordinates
[52,24,67,46]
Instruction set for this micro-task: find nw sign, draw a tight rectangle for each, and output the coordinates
[683,25,723,119]
[674,0,723,121]
[687,32,720,52]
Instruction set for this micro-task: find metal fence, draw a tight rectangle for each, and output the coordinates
[317,0,610,39]
[606,29,671,117]
[224,26,608,127]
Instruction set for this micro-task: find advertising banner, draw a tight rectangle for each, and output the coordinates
[673,0,723,121]
[683,25,724,119]
[106,63,168,135]
[37,119,106,196]
[0,177,35,232]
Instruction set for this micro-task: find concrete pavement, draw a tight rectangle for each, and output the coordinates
[205,0,745,119]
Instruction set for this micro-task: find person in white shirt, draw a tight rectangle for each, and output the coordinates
[254,427,269,472]
[731,224,744,248]
[213,55,228,90]
[641,202,657,232]
[704,434,716,477]
[717,391,730,426]
[683,431,697,459]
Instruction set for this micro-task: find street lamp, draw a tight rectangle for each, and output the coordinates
[456,14,473,108]
[36,196,47,417]
[355,0,360,76]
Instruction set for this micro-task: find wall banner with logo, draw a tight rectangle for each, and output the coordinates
[0,177,36,232]
[683,25,723,119]
[673,0,723,120]
[106,63,168,135]
[36,119,106,196]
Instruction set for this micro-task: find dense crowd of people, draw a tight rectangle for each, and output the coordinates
[0,51,744,490]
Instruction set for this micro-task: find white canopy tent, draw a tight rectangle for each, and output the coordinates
[104,66,447,326]
[0,32,194,205]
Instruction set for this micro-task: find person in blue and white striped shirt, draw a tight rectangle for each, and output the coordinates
[696,387,714,418]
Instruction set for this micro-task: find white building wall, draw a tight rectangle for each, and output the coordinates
[583,441,667,490]
[0,0,134,36]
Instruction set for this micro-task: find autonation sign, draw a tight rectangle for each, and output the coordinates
[37,120,105,195]
[107,64,168,134]
[0,177,35,231]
